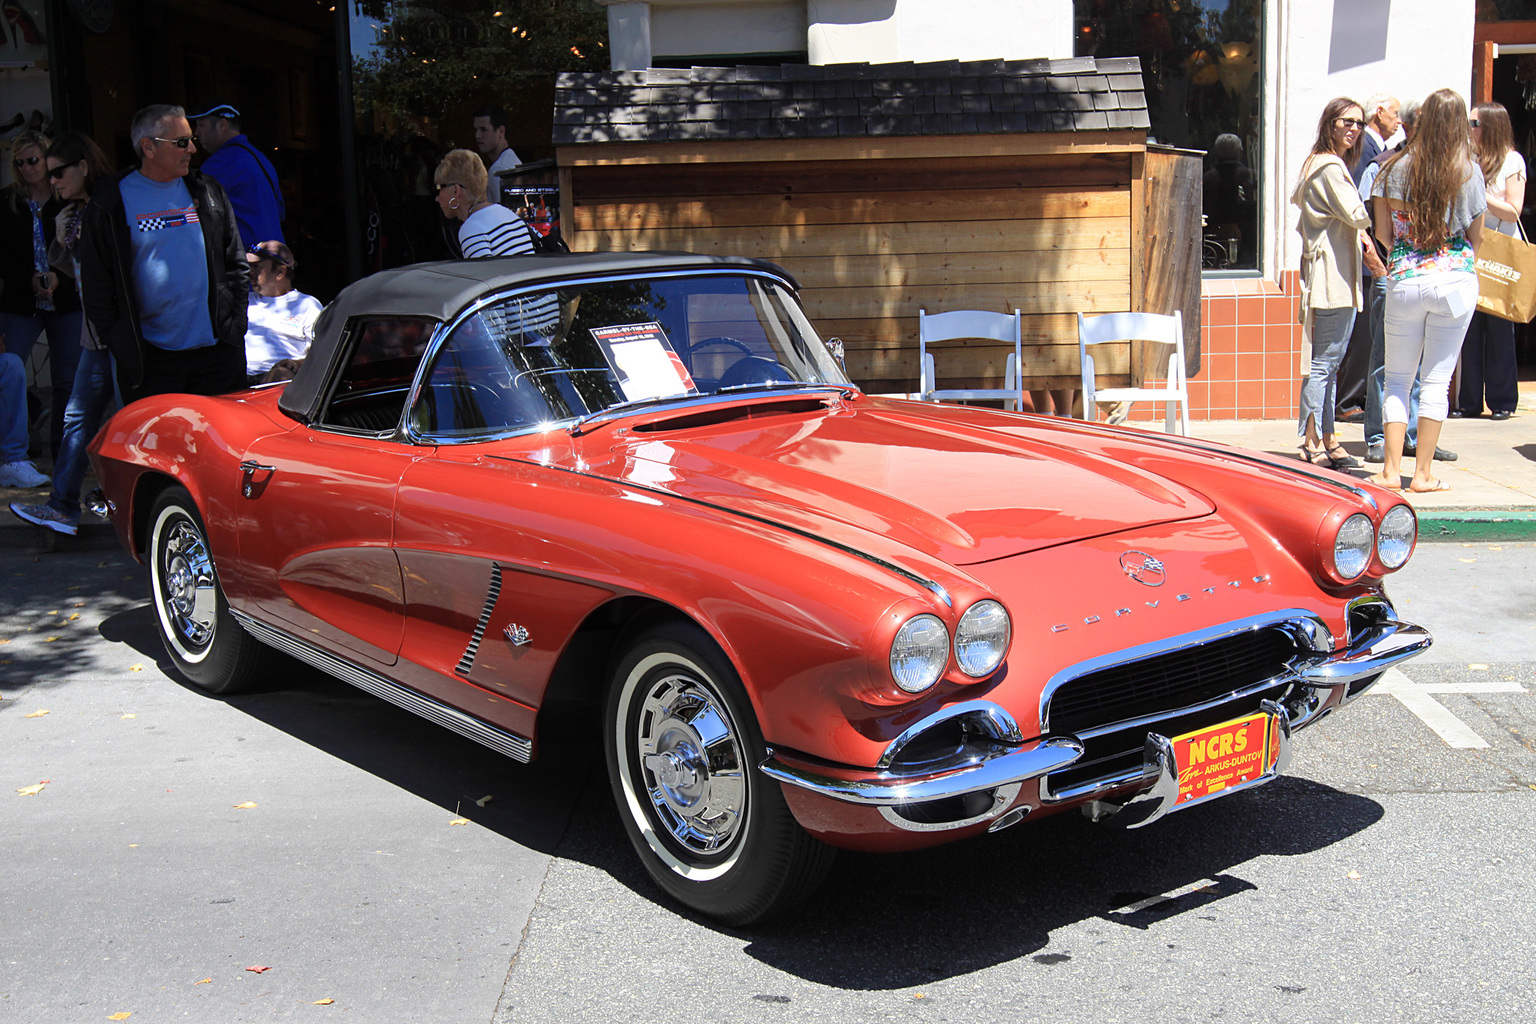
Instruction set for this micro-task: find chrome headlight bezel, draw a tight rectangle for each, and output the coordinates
[954,600,1011,677]
[1376,504,1416,570]
[890,613,950,693]
[1333,512,1375,580]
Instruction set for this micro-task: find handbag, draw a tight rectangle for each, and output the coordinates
[1474,218,1536,322]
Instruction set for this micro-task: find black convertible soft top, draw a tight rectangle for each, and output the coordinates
[277,252,795,424]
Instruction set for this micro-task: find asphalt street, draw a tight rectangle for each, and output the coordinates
[3,543,1535,1023]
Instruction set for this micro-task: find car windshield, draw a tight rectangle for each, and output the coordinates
[408,272,849,439]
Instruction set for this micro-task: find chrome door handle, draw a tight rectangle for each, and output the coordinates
[239,460,276,498]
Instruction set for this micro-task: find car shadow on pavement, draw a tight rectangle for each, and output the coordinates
[94,603,600,858]
[555,767,1385,989]
[0,553,145,700]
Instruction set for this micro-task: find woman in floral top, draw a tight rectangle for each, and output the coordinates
[1369,88,1486,494]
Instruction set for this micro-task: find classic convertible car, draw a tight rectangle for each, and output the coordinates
[89,253,1430,924]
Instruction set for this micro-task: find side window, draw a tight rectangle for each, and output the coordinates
[317,316,436,433]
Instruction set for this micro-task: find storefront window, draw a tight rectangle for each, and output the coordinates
[1075,0,1263,272]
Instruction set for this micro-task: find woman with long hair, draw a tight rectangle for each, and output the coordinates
[0,128,82,462]
[1456,100,1524,420]
[8,132,116,537]
[1292,97,1381,469]
[1369,88,1487,493]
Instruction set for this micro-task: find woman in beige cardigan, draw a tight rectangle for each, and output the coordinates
[1292,97,1387,468]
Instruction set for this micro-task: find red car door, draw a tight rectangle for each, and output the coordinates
[235,428,420,666]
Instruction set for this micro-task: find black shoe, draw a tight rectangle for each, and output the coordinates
[1448,409,1465,418]
[1366,443,1384,462]
[1491,410,1512,421]
[1433,446,1458,462]
[1336,407,1365,423]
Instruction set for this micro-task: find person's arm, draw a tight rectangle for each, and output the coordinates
[76,203,122,334]
[1487,170,1526,226]
[1320,159,1371,229]
[1372,197,1394,262]
[1467,212,1485,256]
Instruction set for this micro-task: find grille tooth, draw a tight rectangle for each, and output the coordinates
[1046,627,1296,734]
[456,564,504,676]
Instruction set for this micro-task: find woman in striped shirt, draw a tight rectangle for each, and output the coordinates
[434,149,535,258]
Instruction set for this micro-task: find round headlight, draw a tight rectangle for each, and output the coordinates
[954,600,1011,677]
[1377,504,1417,569]
[890,614,949,693]
[1333,513,1374,579]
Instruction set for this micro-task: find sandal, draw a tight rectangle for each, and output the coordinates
[1365,473,1402,491]
[1298,442,1331,466]
[1409,479,1451,493]
[1325,445,1360,470]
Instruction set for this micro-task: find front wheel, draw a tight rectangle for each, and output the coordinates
[147,486,273,694]
[605,620,834,924]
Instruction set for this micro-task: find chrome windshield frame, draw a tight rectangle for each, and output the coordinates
[400,266,852,447]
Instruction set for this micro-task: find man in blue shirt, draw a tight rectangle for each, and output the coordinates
[189,101,284,248]
[77,104,249,403]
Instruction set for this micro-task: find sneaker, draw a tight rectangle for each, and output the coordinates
[9,501,77,536]
[0,460,49,489]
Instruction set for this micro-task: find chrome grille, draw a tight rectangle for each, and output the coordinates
[1045,626,1296,735]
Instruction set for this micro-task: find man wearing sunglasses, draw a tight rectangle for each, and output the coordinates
[189,102,285,249]
[77,103,250,404]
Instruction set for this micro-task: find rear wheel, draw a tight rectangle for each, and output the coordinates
[605,620,834,925]
[147,486,273,694]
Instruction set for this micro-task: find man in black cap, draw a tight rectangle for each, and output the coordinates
[189,101,285,247]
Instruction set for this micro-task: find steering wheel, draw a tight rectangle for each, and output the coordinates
[718,356,793,390]
[687,335,755,357]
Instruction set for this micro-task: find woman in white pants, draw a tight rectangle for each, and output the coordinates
[1369,88,1486,494]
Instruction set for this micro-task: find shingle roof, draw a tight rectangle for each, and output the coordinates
[553,57,1149,145]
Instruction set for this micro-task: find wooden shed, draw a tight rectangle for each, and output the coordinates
[552,57,1202,397]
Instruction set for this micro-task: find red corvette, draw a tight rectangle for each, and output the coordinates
[89,253,1430,924]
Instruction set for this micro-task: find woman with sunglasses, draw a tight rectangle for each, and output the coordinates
[1369,88,1487,494]
[1,129,83,463]
[1292,98,1382,469]
[433,149,535,258]
[1455,101,1524,421]
[9,132,116,536]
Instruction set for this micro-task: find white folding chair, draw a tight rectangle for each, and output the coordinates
[1078,310,1190,435]
[917,308,1024,411]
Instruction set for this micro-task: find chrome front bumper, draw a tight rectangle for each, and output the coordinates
[760,612,1431,831]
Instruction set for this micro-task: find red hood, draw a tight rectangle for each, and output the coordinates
[575,396,1215,566]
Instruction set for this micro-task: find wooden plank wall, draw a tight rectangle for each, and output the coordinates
[565,145,1136,393]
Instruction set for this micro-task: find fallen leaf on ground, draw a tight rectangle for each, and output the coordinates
[0,637,9,644]
[475,794,493,807]
[121,714,136,719]
[68,613,80,621]
[24,709,49,718]
[245,965,271,974]
[1346,870,1362,880]
[108,1014,131,1021]
[44,636,60,642]
[129,665,143,672]
[128,844,139,848]
[194,978,211,985]
[232,801,258,809]
[73,601,85,607]
[17,782,48,796]
[1458,558,1476,563]
[312,998,334,1005]
[47,610,58,615]
[448,817,470,826]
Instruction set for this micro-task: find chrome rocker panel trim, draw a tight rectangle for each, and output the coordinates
[231,609,533,763]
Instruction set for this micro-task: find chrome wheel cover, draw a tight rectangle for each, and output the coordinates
[616,651,750,878]
[155,515,217,656]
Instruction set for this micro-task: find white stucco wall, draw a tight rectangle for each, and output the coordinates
[893,0,1073,63]
[649,0,807,59]
[1268,0,1476,277]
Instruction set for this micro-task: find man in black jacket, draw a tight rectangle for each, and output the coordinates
[78,103,249,404]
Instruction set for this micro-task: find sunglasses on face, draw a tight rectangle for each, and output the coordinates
[436,182,460,193]
[12,155,41,168]
[47,159,81,180]
[151,136,196,149]
[1336,118,1365,129]
[1470,119,1482,129]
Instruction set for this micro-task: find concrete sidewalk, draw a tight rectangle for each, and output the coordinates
[3,384,1533,549]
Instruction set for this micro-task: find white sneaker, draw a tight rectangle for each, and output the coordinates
[0,460,50,489]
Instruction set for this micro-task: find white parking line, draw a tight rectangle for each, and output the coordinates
[1363,669,1528,748]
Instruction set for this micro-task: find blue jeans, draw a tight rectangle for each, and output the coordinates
[0,310,84,460]
[1,352,28,463]
[1364,275,1420,448]
[1299,306,1357,437]
[45,347,118,519]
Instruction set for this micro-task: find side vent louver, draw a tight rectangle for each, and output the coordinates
[456,563,504,676]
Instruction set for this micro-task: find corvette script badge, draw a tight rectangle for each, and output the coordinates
[1120,550,1166,587]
